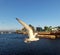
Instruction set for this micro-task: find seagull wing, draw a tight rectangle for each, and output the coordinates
[16,18,34,38]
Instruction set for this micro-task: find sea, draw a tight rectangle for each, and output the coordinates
[0,33,60,55]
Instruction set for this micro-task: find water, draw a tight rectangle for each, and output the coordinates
[0,34,60,55]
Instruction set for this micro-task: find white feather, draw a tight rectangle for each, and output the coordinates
[16,18,39,42]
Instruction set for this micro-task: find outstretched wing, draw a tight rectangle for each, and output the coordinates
[16,18,34,38]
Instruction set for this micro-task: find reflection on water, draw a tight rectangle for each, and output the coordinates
[0,34,60,55]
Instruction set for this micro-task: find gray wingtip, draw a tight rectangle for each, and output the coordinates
[16,18,19,20]
[16,18,20,21]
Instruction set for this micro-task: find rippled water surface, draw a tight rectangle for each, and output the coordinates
[0,34,60,55]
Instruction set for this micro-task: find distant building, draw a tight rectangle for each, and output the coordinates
[51,27,58,32]
[1,32,3,34]
[52,28,58,31]
[36,27,43,32]
[0,31,16,34]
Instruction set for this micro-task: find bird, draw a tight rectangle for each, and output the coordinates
[16,18,39,43]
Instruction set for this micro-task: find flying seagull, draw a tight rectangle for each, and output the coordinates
[16,18,39,43]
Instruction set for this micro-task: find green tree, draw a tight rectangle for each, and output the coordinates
[29,24,35,32]
[21,24,35,32]
[57,26,60,31]
[21,27,27,32]
[44,26,52,32]
[16,30,21,33]
[36,27,43,32]
[44,26,48,31]
[48,26,52,31]
[57,26,60,29]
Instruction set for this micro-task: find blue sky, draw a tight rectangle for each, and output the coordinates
[0,0,60,30]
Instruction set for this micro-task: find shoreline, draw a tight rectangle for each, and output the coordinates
[16,31,60,39]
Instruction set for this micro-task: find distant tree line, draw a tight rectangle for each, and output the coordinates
[16,24,60,32]
[36,26,60,32]
[21,24,35,32]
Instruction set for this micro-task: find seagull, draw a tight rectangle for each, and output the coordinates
[16,18,39,43]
